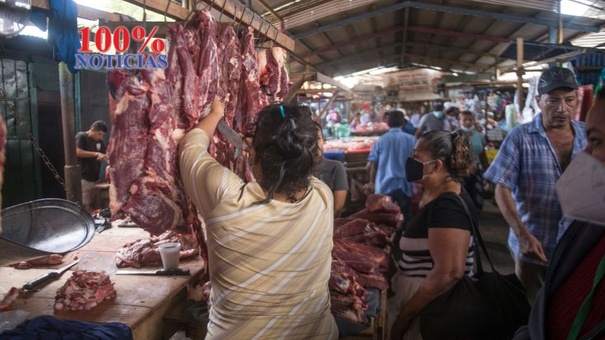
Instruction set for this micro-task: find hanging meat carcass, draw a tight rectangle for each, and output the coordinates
[259,47,290,101]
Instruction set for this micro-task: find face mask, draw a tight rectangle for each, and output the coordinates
[555,152,605,227]
[460,126,474,132]
[405,157,436,182]
[433,111,444,119]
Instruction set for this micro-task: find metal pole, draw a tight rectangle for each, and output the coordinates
[557,0,563,44]
[516,37,525,111]
[59,62,81,204]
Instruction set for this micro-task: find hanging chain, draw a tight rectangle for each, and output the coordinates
[0,90,75,201]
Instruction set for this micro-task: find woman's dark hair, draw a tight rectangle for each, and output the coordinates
[251,103,320,203]
[419,130,475,179]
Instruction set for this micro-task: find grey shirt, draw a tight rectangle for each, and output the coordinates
[315,158,349,192]
[417,112,445,133]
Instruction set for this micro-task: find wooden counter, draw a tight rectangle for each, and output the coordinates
[0,226,205,339]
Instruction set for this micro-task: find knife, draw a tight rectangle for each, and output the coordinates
[216,120,244,155]
[22,259,79,291]
[116,268,190,276]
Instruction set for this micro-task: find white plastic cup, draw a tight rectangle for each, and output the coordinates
[158,242,181,270]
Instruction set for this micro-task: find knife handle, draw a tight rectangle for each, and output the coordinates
[23,272,58,291]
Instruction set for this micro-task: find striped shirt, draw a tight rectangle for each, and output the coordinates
[484,114,586,265]
[397,192,476,278]
[179,129,338,340]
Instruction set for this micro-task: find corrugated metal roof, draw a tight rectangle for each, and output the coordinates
[247,0,605,78]
[469,0,557,12]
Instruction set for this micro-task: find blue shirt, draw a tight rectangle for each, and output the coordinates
[484,114,586,265]
[367,128,416,196]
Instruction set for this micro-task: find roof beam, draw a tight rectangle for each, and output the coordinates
[300,25,508,59]
[32,0,121,21]
[291,0,599,40]
[121,0,295,52]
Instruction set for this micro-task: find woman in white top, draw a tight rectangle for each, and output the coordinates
[179,99,338,339]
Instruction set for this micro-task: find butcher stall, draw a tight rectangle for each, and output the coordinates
[0,225,205,339]
[323,137,377,215]
[1,0,293,337]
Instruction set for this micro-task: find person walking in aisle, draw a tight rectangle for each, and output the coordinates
[76,120,108,212]
[415,100,446,138]
[514,77,605,340]
[484,66,587,304]
[388,130,478,340]
[364,110,416,224]
[458,110,488,210]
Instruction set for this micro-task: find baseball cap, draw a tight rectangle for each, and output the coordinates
[537,66,578,95]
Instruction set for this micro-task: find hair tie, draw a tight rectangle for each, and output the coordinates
[279,105,286,119]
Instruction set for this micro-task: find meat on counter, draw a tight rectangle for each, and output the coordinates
[115,230,198,268]
[54,271,116,311]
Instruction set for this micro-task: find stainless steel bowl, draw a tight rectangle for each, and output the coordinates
[0,198,95,266]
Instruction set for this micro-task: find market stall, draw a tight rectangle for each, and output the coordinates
[0,225,205,339]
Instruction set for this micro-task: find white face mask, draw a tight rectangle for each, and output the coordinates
[460,126,474,132]
[433,111,444,119]
[555,152,605,227]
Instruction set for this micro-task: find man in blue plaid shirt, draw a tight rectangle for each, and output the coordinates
[484,66,587,304]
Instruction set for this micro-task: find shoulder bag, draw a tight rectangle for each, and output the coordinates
[419,195,531,340]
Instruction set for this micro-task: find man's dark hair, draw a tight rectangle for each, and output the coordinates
[91,121,108,133]
[386,110,405,128]
[251,104,320,204]
[432,100,444,112]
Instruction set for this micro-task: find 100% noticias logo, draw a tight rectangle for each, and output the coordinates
[76,26,168,70]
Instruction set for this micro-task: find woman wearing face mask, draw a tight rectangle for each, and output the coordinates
[513,84,605,340]
[388,130,477,340]
[458,110,488,210]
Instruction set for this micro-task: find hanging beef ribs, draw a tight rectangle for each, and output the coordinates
[190,9,218,123]
[107,72,150,218]
[259,47,290,101]
[237,27,266,133]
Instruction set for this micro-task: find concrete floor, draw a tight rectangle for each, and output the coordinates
[476,199,515,274]
[169,199,514,339]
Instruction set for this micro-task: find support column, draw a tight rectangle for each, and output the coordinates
[59,62,81,204]
[516,37,525,111]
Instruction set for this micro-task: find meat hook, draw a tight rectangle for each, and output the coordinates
[218,0,227,22]
[256,20,265,47]
[163,0,170,23]
[262,19,272,47]
[142,0,147,28]
[235,3,246,33]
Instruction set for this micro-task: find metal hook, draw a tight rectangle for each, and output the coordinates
[263,20,272,47]
[235,4,246,33]
[218,0,227,22]
[256,20,265,47]
[142,0,147,27]
[163,0,170,23]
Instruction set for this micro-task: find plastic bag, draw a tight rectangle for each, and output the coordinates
[78,252,117,275]
[0,310,28,333]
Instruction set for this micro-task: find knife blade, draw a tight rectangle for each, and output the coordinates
[116,268,190,276]
[22,259,79,291]
[216,120,244,154]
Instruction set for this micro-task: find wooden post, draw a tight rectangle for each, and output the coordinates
[516,37,525,111]
[59,63,81,204]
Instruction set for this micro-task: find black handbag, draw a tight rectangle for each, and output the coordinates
[419,196,531,340]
